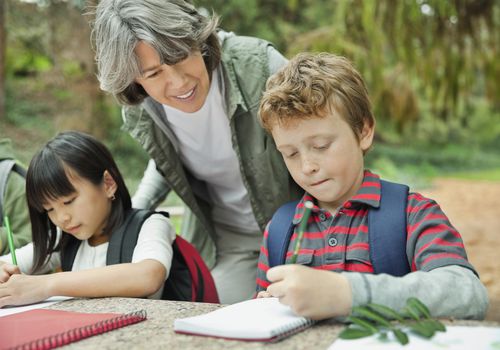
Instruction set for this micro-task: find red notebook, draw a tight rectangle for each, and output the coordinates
[0,308,146,350]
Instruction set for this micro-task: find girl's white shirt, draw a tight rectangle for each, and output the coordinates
[0,213,175,299]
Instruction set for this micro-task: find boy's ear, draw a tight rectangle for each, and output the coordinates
[102,170,118,198]
[359,120,375,152]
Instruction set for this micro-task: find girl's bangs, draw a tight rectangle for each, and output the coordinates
[27,153,76,212]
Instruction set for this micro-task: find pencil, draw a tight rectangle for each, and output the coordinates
[4,216,18,265]
[289,201,313,264]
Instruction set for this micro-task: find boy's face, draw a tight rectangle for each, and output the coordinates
[272,110,374,213]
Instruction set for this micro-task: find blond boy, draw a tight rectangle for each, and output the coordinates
[256,53,488,320]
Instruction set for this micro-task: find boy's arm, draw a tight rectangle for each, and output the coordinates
[343,264,488,319]
[342,191,486,320]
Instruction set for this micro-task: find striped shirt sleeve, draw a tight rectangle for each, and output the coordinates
[406,192,476,274]
[256,222,272,292]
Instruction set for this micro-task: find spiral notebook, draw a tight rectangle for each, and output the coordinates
[0,308,147,350]
[174,297,314,342]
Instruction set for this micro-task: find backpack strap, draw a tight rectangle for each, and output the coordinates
[368,180,410,276]
[267,200,299,268]
[0,159,26,226]
[60,234,81,271]
[107,209,166,265]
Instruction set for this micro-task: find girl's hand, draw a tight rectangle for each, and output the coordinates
[266,264,352,320]
[0,274,51,308]
[0,262,21,283]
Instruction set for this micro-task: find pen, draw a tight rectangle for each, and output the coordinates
[4,216,17,265]
[289,201,313,264]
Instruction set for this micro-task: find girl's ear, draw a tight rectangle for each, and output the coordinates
[102,170,118,199]
[359,120,375,152]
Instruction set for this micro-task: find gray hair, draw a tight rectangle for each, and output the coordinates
[92,0,221,105]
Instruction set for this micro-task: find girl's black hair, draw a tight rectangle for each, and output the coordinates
[26,131,132,272]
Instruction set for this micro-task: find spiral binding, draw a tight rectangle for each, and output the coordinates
[270,318,315,342]
[12,309,147,350]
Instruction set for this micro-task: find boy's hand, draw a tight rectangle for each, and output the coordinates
[266,264,352,320]
[256,290,272,298]
[0,262,20,283]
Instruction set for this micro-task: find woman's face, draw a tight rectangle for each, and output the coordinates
[134,41,211,113]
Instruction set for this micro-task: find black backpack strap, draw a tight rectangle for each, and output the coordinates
[0,159,26,225]
[267,200,299,268]
[368,180,410,276]
[107,209,169,264]
[60,234,82,271]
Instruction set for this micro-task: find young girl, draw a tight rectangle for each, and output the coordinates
[0,131,175,307]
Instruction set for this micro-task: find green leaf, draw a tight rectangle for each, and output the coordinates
[393,329,409,345]
[403,306,421,321]
[352,306,392,327]
[408,321,435,338]
[430,319,447,332]
[407,297,432,318]
[367,303,405,322]
[342,299,446,345]
[378,331,388,341]
[420,319,446,334]
[349,316,378,334]
[339,327,375,339]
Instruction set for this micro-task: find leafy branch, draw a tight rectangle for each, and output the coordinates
[339,298,446,345]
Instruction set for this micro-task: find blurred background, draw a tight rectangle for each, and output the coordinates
[0,0,498,320]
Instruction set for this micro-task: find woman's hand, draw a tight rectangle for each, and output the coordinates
[0,274,51,307]
[265,264,353,320]
[0,261,21,283]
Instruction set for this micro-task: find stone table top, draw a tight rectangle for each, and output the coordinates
[42,297,499,350]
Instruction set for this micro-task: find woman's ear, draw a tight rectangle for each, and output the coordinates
[102,170,118,199]
[359,120,375,152]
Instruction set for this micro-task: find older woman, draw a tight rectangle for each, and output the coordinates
[92,0,302,303]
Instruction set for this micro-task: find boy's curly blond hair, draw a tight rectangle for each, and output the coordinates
[259,52,375,141]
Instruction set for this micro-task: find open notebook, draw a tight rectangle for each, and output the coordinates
[174,297,314,342]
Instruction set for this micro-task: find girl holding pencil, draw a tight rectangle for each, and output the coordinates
[0,131,175,307]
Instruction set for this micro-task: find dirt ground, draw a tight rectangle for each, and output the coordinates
[420,178,500,322]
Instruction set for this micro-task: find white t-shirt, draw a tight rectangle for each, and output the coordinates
[163,71,260,232]
[0,213,175,299]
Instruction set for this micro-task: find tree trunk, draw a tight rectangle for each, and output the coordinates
[0,0,6,121]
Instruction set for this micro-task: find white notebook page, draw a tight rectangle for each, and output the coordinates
[174,297,312,340]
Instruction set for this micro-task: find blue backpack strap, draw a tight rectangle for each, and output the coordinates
[267,200,300,268]
[368,180,410,276]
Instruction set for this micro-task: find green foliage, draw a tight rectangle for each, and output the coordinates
[3,0,498,200]
[4,79,53,131]
[193,1,500,148]
[62,61,86,79]
[339,298,446,346]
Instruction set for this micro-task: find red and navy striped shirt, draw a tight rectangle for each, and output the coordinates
[256,170,475,291]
